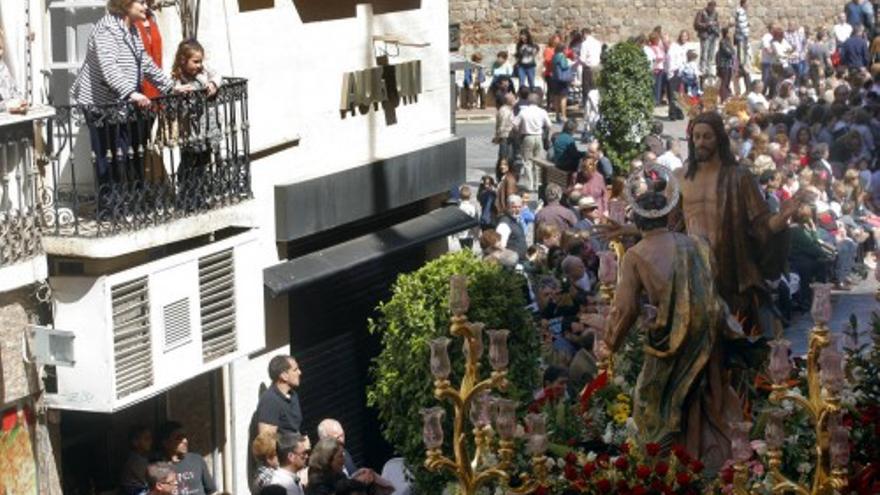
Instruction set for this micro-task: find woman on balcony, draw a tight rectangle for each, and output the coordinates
[70,0,189,214]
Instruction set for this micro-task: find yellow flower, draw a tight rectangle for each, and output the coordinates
[613,412,628,424]
[616,393,631,403]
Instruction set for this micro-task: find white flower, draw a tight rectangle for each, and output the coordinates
[750,440,768,456]
[786,434,799,445]
[551,458,563,469]
[782,400,795,412]
[586,451,598,462]
[613,375,626,386]
[602,430,613,444]
[625,417,639,435]
[797,462,812,474]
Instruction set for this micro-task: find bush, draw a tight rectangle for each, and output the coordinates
[366,251,541,492]
[596,42,654,173]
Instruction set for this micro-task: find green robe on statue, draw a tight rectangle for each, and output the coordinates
[607,229,741,473]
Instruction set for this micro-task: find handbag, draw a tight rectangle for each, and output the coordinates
[553,57,575,83]
[143,118,166,184]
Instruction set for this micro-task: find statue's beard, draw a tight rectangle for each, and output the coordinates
[694,147,718,163]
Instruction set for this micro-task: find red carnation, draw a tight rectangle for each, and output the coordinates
[672,444,691,464]
[620,442,631,454]
[676,471,692,486]
[690,460,705,474]
[534,485,548,495]
[582,462,596,477]
[636,465,652,479]
[1,409,17,432]
[721,468,734,483]
[597,453,610,467]
[595,478,612,492]
[616,479,630,492]
[564,464,578,481]
[650,479,666,491]
[645,442,661,456]
[614,456,629,470]
[655,461,669,476]
[632,487,648,495]
[565,452,578,464]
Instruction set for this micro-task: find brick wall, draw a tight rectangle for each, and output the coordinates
[450,0,841,52]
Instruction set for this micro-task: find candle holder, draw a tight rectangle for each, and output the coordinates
[422,275,547,495]
[732,288,848,495]
[594,241,625,378]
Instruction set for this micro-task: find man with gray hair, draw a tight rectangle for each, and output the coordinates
[146,462,177,495]
[535,183,577,234]
[317,418,357,476]
[512,92,552,192]
[495,194,527,260]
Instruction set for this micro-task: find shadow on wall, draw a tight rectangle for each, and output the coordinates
[290,0,421,22]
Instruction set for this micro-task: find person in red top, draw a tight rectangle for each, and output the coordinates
[543,33,561,110]
[135,0,163,99]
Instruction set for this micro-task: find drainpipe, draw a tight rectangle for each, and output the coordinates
[223,363,236,493]
[210,371,221,489]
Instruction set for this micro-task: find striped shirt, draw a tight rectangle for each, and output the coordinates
[735,7,750,40]
[71,14,173,106]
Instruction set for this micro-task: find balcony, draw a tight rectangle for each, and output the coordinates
[42,78,254,258]
[0,106,54,291]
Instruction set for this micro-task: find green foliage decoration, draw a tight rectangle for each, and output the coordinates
[596,41,655,173]
[366,251,541,492]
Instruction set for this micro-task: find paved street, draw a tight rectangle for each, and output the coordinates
[455,110,878,356]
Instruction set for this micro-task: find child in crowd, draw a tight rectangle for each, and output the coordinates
[171,39,223,206]
[450,184,481,251]
[463,53,487,109]
[681,50,701,97]
[0,29,27,114]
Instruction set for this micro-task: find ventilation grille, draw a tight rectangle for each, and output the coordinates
[199,249,237,362]
[163,298,192,351]
[111,277,153,399]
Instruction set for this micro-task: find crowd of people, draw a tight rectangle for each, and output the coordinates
[117,354,404,495]
[451,1,880,420]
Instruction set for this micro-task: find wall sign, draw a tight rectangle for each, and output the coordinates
[340,60,422,118]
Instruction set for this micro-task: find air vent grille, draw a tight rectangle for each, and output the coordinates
[163,298,192,351]
[111,277,153,399]
[198,249,237,362]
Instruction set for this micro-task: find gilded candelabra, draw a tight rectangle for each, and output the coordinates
[731,283,850,495]
[594,242,624,375]
[421,275,549,495]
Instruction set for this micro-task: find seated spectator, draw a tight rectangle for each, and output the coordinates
[306,439,374,495]
[552,119,585,172]
[759,170,782,213]
[642,121,666,155]
[788,204,834,308]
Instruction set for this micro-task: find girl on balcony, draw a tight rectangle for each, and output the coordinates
[171,39,222,211]
[71,0,190,215]
[0,29,27,114]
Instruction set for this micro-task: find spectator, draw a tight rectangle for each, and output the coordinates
[734,0,752,90]
[494,93,516,164]
[495,194,528,261]
[256,355,304,435]
[146,462,178,495]
[462,53,486,110]
[543,33,562,110]
[717,27,736,101]
[156,421,217,495]
[569,156,607,215]
[834,13,855,47]
[135,0,163,100]
[788,204,834,308]
[270,432,309,495]
[252,431,280,494]
[71,0,189,211]
[514,28,539,90]
[494,158,519,217]
[552,119,584,172]
[643,121,666,155]
[666,30,690,120]
[536,183,578,233]
[0,29,27,114]
[747,80,770,114]
[840,25,870,73]
[657,138,684,171]
[512,92,552,192]
[579,27,603,103]
[316,420,357,477]
[846,0,864,30]
[306,439,373,495]
[120,425,153,495]
[694,0,720,78]
[574,196,601,232]
[585,141,613,182]
[646,31,668,105]
[477,175,497,227]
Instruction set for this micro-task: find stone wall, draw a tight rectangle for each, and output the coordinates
[450,0,841,54]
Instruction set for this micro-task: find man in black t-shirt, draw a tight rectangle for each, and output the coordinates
[156,422,217,495]
[256,355,303,435]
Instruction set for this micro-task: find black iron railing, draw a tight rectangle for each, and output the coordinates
[0,125,44,266]
[44,77,251,237]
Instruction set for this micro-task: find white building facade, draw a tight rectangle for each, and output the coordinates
[0,0,464,492]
